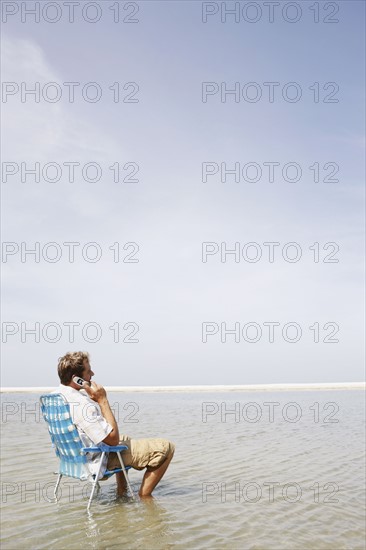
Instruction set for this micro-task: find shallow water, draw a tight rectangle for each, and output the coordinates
[1,390,365,549]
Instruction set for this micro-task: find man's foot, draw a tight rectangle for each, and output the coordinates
[139,493,154,500]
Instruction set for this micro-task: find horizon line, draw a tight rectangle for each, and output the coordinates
[0,382,365,393]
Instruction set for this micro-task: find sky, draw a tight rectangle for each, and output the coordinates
[1,0,365,387]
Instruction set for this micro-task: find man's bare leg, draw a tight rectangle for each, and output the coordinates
[139,448,175,498]
[116,471,127,497]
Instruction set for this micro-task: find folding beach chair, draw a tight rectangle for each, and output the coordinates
[40,393,134,511]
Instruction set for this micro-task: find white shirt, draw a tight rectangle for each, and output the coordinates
[52,384,113,479]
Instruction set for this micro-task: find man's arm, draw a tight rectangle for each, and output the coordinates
[83,382,120,445]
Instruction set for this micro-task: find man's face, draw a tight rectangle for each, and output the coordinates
[82,359,94,383]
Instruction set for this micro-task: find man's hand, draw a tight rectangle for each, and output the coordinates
[82,381,107,403]
[81,380,120,444]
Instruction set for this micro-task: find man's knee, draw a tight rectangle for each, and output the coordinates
[168,441,175,458]
[162,441,175,465]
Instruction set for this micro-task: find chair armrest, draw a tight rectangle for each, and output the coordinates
[81,444,129,453]
[105,445,129,452]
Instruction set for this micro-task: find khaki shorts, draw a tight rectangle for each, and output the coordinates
[107,434,175,472]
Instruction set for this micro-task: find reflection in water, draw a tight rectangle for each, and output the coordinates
[84,514,101,549]
[83,494,174,550]
[136,497,174,548]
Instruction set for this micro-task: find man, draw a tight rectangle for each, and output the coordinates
[54,351,175,498]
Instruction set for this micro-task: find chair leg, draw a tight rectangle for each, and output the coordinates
[54,474,62,501]
[87,452,106,512]
[116,452,135,498]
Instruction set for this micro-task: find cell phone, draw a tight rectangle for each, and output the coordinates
[72,376,86,387]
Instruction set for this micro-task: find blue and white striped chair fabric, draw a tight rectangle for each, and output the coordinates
[40,393,134,511]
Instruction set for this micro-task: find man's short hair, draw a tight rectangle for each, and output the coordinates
[57,351,90,385]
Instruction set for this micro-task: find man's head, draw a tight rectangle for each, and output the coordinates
[57,351,94,386]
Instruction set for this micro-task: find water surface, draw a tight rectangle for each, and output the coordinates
[1,390,365,549]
